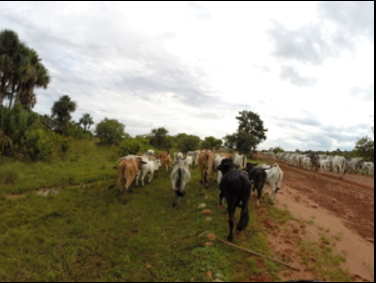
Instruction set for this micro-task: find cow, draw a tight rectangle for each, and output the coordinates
[233,153,247,170]
[174,152,184,163]
[332,155,348,178]
[302,156,312,170]
[184,155,193,168]
[320,159,332,174]
[192,150,201,169]
[217,158,251,242]
[136,160,162,187]
[259,163,284,204]
[108,157,146,204]
[347,157,365,173]
[361,162,374,175]
[245,162,267,207]
[158,151,172,177]
[214,153,227,183]
[171,159,191,208]
[199,151,215,188]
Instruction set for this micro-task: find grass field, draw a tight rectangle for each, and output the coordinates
[0,141,354,282]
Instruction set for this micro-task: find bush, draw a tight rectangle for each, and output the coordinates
[0,167,20,185]
[119,137,157,156]
[25,129,53,161]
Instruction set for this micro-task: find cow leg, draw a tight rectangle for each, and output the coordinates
[149,170,154,183]
[227,203,236,242]
[256,185,262,207]
[237,204,249,232]
[123,180,132,205]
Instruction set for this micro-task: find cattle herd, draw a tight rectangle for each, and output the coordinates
[108,149,284,242]
[260,151,375,177]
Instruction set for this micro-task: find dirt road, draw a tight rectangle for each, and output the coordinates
[265,162,374,282]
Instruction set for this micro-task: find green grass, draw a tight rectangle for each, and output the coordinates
[0,152,355,282]
[0,140,117,194]
[0,163,288,282]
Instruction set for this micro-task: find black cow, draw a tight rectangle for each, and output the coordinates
[217,158,251,242]
[245,162,267,207]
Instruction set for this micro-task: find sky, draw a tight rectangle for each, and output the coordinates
[1,1,374,151]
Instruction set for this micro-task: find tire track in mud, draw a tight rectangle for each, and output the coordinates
[276,163,374,240]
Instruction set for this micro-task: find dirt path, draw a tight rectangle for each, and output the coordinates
[267,162,374,282]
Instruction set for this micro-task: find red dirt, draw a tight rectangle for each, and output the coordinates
[262,161,375,282]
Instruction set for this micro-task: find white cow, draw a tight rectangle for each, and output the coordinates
[174,152,184,164]
[233,153,247,170]
[259,163,284,204]
[361,162,374,175]
[214,153,226,183]
[192,150,201,169]
[136,160,162,187]
[302,156,312,170]
[332,156,347,178]
[320,159,332,173]
[184,155,193,168]
[171,159,191,208]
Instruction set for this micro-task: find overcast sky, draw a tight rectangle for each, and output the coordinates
[1,1,374,151]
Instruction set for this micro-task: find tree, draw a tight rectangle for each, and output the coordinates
[0,29,50,109]
[79,113,94,132]
[232,110,268,157]
[51,95,77,135]
[201,136,222,150]
[355,136,374,162]
[175,133,201,152]
[95,118,125,146]
[149,127,172,149]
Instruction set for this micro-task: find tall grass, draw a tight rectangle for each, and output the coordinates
[0,140,117,194]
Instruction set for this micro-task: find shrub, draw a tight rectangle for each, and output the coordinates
[0,167,20,185]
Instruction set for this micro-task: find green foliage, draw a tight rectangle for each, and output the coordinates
[95,118,125,146]
[119,136,155,156]
[25,129,53,161]
[269,146,284,154]
[175,133,201,152]
[355,136,374,162]
[201,136,222,150]
[0,166,20,185]
[79,113,94,132]
[149,127,173,149]
[0,29,50,109]
[51,95,77,135]
[224,111,267,157]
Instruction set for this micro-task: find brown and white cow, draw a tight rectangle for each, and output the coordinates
[199,151,215,188]
[108,157,146,204]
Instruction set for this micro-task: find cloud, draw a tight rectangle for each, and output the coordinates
[187,1,211,21]
[318,1,374,42]
[351,84,374,101]
[268,2,374,65]
[280,66,319,87]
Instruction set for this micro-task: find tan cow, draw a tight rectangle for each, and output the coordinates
[199,151,215,188]
[158,151,172,177]
[108,157,146,205]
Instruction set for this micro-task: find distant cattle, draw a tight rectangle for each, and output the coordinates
[199,151,215,188]
[332,155,347,178]
[171,159,191,208]
[108,157,146,204]
[217,158,251,242]
[158,151,172,177]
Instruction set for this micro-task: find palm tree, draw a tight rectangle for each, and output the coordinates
[0,29,20,107]
[0,29,50,110]
[51,95,77,135]
[79,113,94,132]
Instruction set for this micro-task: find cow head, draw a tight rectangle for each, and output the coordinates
[245,162,258,172]
[217,158,235,175]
